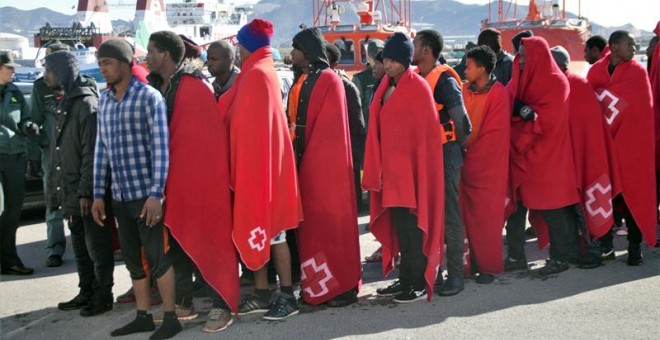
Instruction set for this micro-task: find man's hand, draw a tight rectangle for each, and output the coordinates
[91,199,106,226]
[25,121,40,135]
[80,198,92,216]
[140,197,162,228]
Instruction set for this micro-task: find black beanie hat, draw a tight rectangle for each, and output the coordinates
[98,39,133,64]
[382,32,413,68]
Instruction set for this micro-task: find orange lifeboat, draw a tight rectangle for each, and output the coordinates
[482,0,591,75]
[312,0,416,75]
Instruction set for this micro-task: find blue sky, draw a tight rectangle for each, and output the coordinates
[1,0,658,31]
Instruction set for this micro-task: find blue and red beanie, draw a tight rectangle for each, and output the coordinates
[237,19,274,53]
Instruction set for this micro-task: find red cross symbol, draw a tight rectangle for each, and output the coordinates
[584,175,613,228]
[300,257,336,299]
[248,227,267,251]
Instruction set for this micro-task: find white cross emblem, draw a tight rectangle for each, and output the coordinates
[585,181,613,220]
[248,227,267,251]
[300,258,334,298]
[595,89,620,125]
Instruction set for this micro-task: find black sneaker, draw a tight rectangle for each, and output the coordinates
[393,288,427,304]
[438,276,464,296]
[601,247,616,260]
[262,293,299,321]
[627,243,643,266]
[376,280,403,297]
[578,255,601,269]
[238,294,271,315]
[538,259,569,275]
[504,256,528,272]
[58,293,91,311]
[80,293,113,317]
[46,255,63,267]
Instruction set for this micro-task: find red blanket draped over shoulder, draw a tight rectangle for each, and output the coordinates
[217,47,302,271]
[587,54,657,247]
[505,37,579,248]
[164,76,239,312]
[363,68,445,298]
[295,69,361,305]
[564,71,620,239]
[651,21,660,169]
[460,81,510,275]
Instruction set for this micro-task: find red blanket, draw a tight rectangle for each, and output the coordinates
[565,71,620,239]
[218,47,302,271]
[505,37,579,248]
[460,81,510,275]
[587,55,657,247]
[363,68,444,298]
[295,69,361,305]
[651,21,660,169]
[164,76,239,312]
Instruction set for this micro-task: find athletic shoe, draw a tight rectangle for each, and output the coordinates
[601,247,616,261]
[376,280,403,297]
[202,308,233,333]
[538,259,569,275]
[238,294,271,315]
[262,293,299,321]
[393,288,427,304]
[504,256,528,272]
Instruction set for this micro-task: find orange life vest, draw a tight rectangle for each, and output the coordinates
[420,65,462,144]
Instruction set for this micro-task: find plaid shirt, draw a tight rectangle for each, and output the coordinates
[93,77,169,201]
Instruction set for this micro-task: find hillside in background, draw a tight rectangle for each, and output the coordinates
[1,1,653,48]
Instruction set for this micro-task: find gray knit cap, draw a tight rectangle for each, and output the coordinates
[550,45,570,71]
[98,39,133,64]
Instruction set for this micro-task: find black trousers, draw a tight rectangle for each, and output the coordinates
[506,201,579,262]
[600,197,643,248]
[113,199,172,280]
[444,165,465,277]
[392,207,427,290]
[0,154,26,269]
[168,237,194,307]
[69,214,114,295]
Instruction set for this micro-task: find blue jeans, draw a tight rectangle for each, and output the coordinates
[42,148,66,257]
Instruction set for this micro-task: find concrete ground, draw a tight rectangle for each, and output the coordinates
[1,207,659,340]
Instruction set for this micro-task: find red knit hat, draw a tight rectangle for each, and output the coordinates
[237,19,274,53]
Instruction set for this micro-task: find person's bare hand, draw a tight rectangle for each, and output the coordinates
[140,197,162,227]
[80,198,92,216]
[91,199,106,226]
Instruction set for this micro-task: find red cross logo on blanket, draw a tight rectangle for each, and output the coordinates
[595,89,621,125]
[300,257,336,298]
[584,175,613,227]
[248,227,267,251]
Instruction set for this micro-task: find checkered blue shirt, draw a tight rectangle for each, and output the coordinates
[93,77,169,201]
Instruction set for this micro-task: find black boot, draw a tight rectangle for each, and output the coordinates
[326,289,358,308]
[627,242,643,266]
[80,292,113,317]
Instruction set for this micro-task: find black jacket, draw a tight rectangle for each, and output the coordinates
[335,69,366,167]
[47,75,99,215]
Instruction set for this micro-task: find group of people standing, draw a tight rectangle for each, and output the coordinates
[1,16,659,339]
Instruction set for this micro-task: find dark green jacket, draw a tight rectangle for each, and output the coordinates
[30,77,58,149]
[351,66,376,126]
[0,82,30,155]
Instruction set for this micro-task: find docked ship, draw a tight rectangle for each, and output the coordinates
[481,0,591,74]
[313,0,415,74]
[33,0,251,49]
